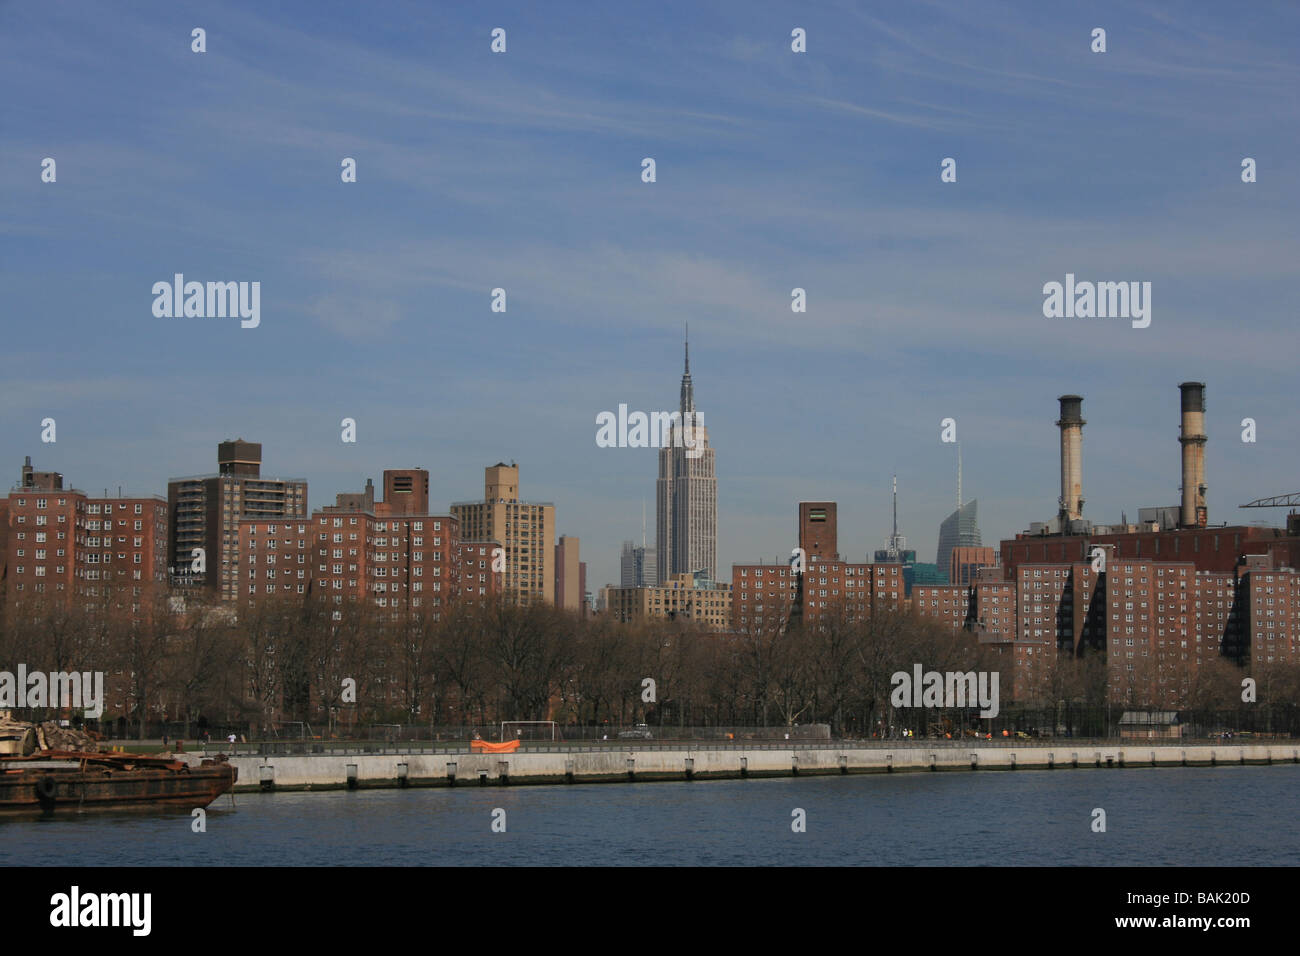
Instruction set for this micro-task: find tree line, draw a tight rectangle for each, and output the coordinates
[1,584,1296,739]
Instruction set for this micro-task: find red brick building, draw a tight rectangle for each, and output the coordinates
[460,541,503,602]
[1000,525,1286,578]
[168,440,308,601]
[731,561,799,629]
[239,469,502,616]
[732,501,906,628]
[6,458,168,618]
[950,545,997,586]
[913,584,970,631]
[1239,554,1300,668]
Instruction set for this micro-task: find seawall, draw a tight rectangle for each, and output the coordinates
[182,742,1299,793]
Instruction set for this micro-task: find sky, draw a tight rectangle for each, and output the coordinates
[2,0,1297,590]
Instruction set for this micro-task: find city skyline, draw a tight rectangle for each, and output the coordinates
[4,370,1295,593]
[3,1,1297,591]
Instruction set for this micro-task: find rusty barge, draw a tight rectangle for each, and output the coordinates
[0,750,237,817]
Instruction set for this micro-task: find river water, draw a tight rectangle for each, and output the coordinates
[3,765,1296,866]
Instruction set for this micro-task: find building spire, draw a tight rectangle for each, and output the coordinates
[679,325,695,416]
[957,443,963,511]
[892,474,898,537]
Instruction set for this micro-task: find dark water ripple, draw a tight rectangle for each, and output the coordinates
[2,765,1296,866]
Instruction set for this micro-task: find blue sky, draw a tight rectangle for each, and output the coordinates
[2,0,1297,589]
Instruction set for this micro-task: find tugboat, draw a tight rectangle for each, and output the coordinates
[0,718,236,817]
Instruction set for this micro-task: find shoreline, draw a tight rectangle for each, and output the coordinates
[179,742,1299,794]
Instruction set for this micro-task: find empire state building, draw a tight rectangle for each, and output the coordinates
[655,335,717,585]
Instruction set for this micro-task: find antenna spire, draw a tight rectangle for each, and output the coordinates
[679,325,695,416]
[957,443,963,510]
[892,474,898,536]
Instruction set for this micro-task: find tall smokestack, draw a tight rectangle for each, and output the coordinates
[1179,382,1207,528]
[1057,395,1085,523]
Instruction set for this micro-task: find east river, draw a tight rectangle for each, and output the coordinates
[4,765,1297,866]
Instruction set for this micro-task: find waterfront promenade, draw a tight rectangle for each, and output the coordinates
[179,740,1298,793]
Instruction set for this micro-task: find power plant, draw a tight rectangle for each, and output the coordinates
[1055,394,1085,530]
[1178,382,1208,528]
[1003,380,1300,577]
[1026,383,1215,538]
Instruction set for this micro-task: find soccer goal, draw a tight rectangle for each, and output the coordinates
[500,720,559,742]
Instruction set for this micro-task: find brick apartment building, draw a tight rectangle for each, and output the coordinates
[6,457,168,617]
[168,440,307,601]
[238,468,500,615]
[452,463,555,607]
[731,502,906,630]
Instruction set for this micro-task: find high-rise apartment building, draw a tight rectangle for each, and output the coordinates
[239,468,500,615]
[733,503,905,629]
[167,439,306,598]
[656,337,717,584]
[452,463,555,606]
[168,440,307,601]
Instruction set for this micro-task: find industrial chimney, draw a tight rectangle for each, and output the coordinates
[1179,382,1207,527]
[1057,395,1085,524]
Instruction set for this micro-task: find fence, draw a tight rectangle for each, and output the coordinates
[195,730,1296,759]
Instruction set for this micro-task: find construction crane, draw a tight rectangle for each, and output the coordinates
[1239,493,1300,509]
[1240,493,1300,535]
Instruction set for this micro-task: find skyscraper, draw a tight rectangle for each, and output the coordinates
[656,332,717,585]
[937,500,982,579]
[935,445,981,578]
[620,541,656,588]
[620,500,656,587]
